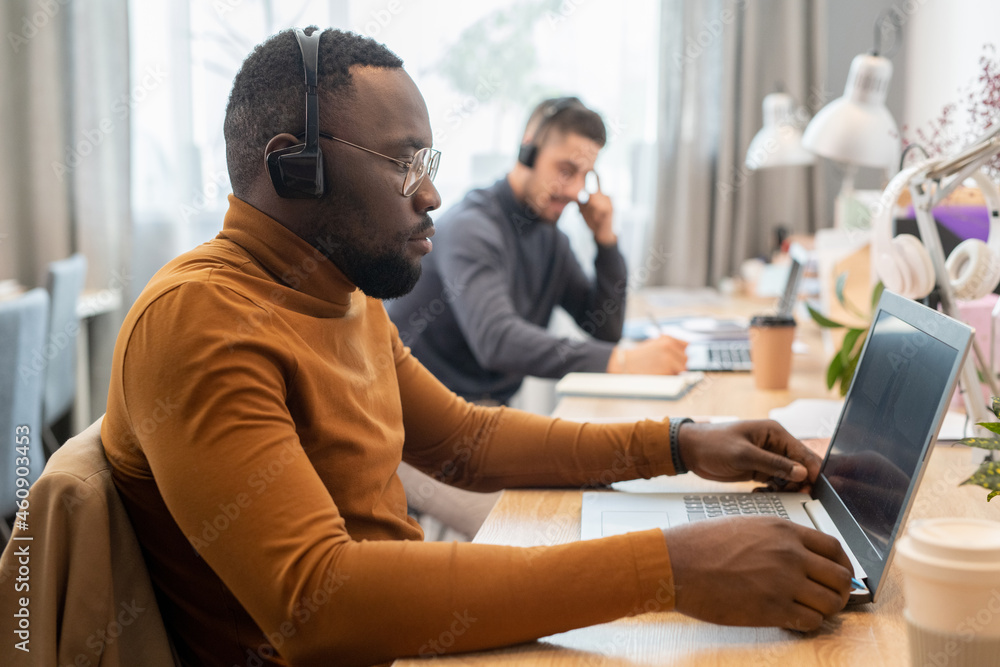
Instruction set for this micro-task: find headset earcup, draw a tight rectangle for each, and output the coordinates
[267,144,324,199]
[893,234,936,299]
[876,246,909,296]
[947,239,1000,300]
[517,143,538,168]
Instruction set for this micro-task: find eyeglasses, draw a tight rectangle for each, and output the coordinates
[297,131,441,197]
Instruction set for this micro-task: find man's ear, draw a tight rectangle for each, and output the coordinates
[264,133,302,159]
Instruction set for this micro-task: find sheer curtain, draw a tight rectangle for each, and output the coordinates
[650,0,826,288]
[0,0,131,423]
[127,0,662,302]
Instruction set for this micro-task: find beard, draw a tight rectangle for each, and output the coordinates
[311,190,429,300]
[336,240,423,300]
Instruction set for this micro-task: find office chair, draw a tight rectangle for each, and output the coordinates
[0,417,180,665]
[0,288,49,543]
[42,253,87,455]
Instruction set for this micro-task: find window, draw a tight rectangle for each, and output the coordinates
[129,0,660,281]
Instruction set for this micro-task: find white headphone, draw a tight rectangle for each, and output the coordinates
[872,160,1000,301]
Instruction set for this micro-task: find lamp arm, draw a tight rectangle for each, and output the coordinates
[909,172,1000,430]
[925,127,1000,182]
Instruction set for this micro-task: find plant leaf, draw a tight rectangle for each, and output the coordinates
[989,489,999,502]
[826,351,844,390]
[839,329,863,365]
[976,421,1000,436]
[835,272,848,306]
[839,344,862,397]
[992,396,1000,419]
[807,304,845,329]
[870,281,885,313]
[957,437,1000,450]
[960,460,1000,500]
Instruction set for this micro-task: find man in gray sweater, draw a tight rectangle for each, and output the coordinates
[387,98,688,537]
[388,97,687,406]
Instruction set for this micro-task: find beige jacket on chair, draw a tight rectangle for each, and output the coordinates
[0,418,179,666]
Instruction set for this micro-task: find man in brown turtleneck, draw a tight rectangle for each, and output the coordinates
[101,27,852,667]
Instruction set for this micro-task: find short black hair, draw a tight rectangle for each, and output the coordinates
[525,97,606,148]
[224,27,403,198]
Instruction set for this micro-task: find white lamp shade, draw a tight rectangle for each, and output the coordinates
[802,54,900,169]
[746,93,815,170]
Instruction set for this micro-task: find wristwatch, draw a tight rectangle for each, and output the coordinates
[669,417,694,474]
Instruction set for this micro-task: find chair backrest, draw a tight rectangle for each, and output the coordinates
[43,253,87,425]
[0,418,180,665]
[0,288,50,517]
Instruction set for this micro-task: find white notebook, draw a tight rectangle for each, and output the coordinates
[554,372,704,400]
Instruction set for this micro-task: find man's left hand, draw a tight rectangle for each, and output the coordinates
[577,175,615,245]
[676,420,821,490]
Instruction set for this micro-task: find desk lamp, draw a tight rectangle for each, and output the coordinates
[802,13,901,227]
[745,92,815,170]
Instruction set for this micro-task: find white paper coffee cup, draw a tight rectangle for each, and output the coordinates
[896,518,1000,666]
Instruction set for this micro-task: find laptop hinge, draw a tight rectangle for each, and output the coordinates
[803,499,868,580]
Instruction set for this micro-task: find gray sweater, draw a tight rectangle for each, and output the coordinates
[386,178,627,404]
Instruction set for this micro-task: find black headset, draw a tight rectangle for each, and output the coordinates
[267,28,325,199]
[516,96,582,169]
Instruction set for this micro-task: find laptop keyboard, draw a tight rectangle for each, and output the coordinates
[684,494,789,522]
[706,343,751,365]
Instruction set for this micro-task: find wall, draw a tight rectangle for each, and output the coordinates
[815,0,910,219]
[903,0,1000,143]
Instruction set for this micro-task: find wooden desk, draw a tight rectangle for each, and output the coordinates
[394,291,995,666]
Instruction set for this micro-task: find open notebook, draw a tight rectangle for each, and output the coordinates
[555,371,705,400]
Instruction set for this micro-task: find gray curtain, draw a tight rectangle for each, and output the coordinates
[0,1,74,286]
[650,0,827,288]
[70,0,131,424]
[0,0,131,424]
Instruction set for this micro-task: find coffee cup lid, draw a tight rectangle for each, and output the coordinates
[905,518,1000,563]
[750,315,796,327]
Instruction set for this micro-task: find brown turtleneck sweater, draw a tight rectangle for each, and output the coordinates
[102,195,677,667]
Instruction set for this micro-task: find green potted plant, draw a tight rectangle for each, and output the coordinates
[806,274,884,396]
[957,397,1000,501]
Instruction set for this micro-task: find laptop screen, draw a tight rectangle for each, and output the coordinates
[814,293,971,598]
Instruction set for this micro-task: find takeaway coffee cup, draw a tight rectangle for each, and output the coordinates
[896,518,1000,667]
[748,315,796,390]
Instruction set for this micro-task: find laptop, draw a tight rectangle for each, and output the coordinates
[685,249,806,372]
[581,291,972,603]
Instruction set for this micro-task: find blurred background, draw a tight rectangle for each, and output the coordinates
[1,0,997,425]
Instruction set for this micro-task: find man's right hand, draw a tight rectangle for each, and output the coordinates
[662,516,853,631]
[607,336,688,375]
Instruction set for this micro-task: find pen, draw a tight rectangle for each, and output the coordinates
[647,310,664,337]
[851,577,866,590]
